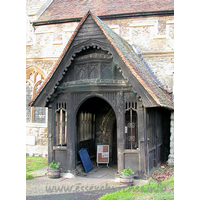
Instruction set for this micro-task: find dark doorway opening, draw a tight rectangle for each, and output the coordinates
[76,97,117,168]
[162,109,171,163]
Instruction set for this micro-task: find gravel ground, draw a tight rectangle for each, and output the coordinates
[26,187,127,200]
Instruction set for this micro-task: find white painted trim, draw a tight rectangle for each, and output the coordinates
[26,57,59,60]
[34,30,54,34]
[166,20,174,39]
[129,20,168,40]
[166,20,174,25]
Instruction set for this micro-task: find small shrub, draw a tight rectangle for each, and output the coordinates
[49,160,60,169]
[120,167,134,175]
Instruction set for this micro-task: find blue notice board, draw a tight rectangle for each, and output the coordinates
[78,148,93,173]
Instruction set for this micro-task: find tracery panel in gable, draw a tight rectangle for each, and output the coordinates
[89,63,100,79]
[59,47,128,91]
[75,64,88,80]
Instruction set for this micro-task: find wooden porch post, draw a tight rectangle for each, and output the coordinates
[66,93,76,171]
[47,105,54,165]
[138,100,147,178]
[117,91,125,173]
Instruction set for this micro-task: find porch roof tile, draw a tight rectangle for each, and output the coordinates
[35,0,174,22]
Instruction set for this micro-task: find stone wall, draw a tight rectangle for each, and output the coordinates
[26,59,56,157]
[168,111,174,165]
[143,56,174,92]
[26,125,48,157]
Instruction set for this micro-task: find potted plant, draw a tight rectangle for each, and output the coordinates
[48,160,60,179]
[120,167,134,185]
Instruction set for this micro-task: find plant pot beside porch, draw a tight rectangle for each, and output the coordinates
[48,161,60,179]
[48,168,60,179]
[120,174,134,185]
[120,167,134,186]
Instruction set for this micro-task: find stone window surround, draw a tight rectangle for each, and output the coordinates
[129,20,174,40]
[26,66,48,126]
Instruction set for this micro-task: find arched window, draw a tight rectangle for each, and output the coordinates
[26,66,46,124]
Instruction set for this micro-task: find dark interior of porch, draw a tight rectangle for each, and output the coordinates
[76,97,117,169]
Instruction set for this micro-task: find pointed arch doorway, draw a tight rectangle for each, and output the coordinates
[76,96,117,171]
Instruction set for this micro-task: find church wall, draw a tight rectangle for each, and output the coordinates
[27,15,174,92]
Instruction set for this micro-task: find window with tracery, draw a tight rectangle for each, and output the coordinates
[55,103,67,146]
[125,102,138,149]
[26,66,46,124]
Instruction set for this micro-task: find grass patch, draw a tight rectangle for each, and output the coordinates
[26,174,34,180]
[100,176,174,200]
[26,156,48,180]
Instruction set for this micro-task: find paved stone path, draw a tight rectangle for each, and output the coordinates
[26,166,148,199]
